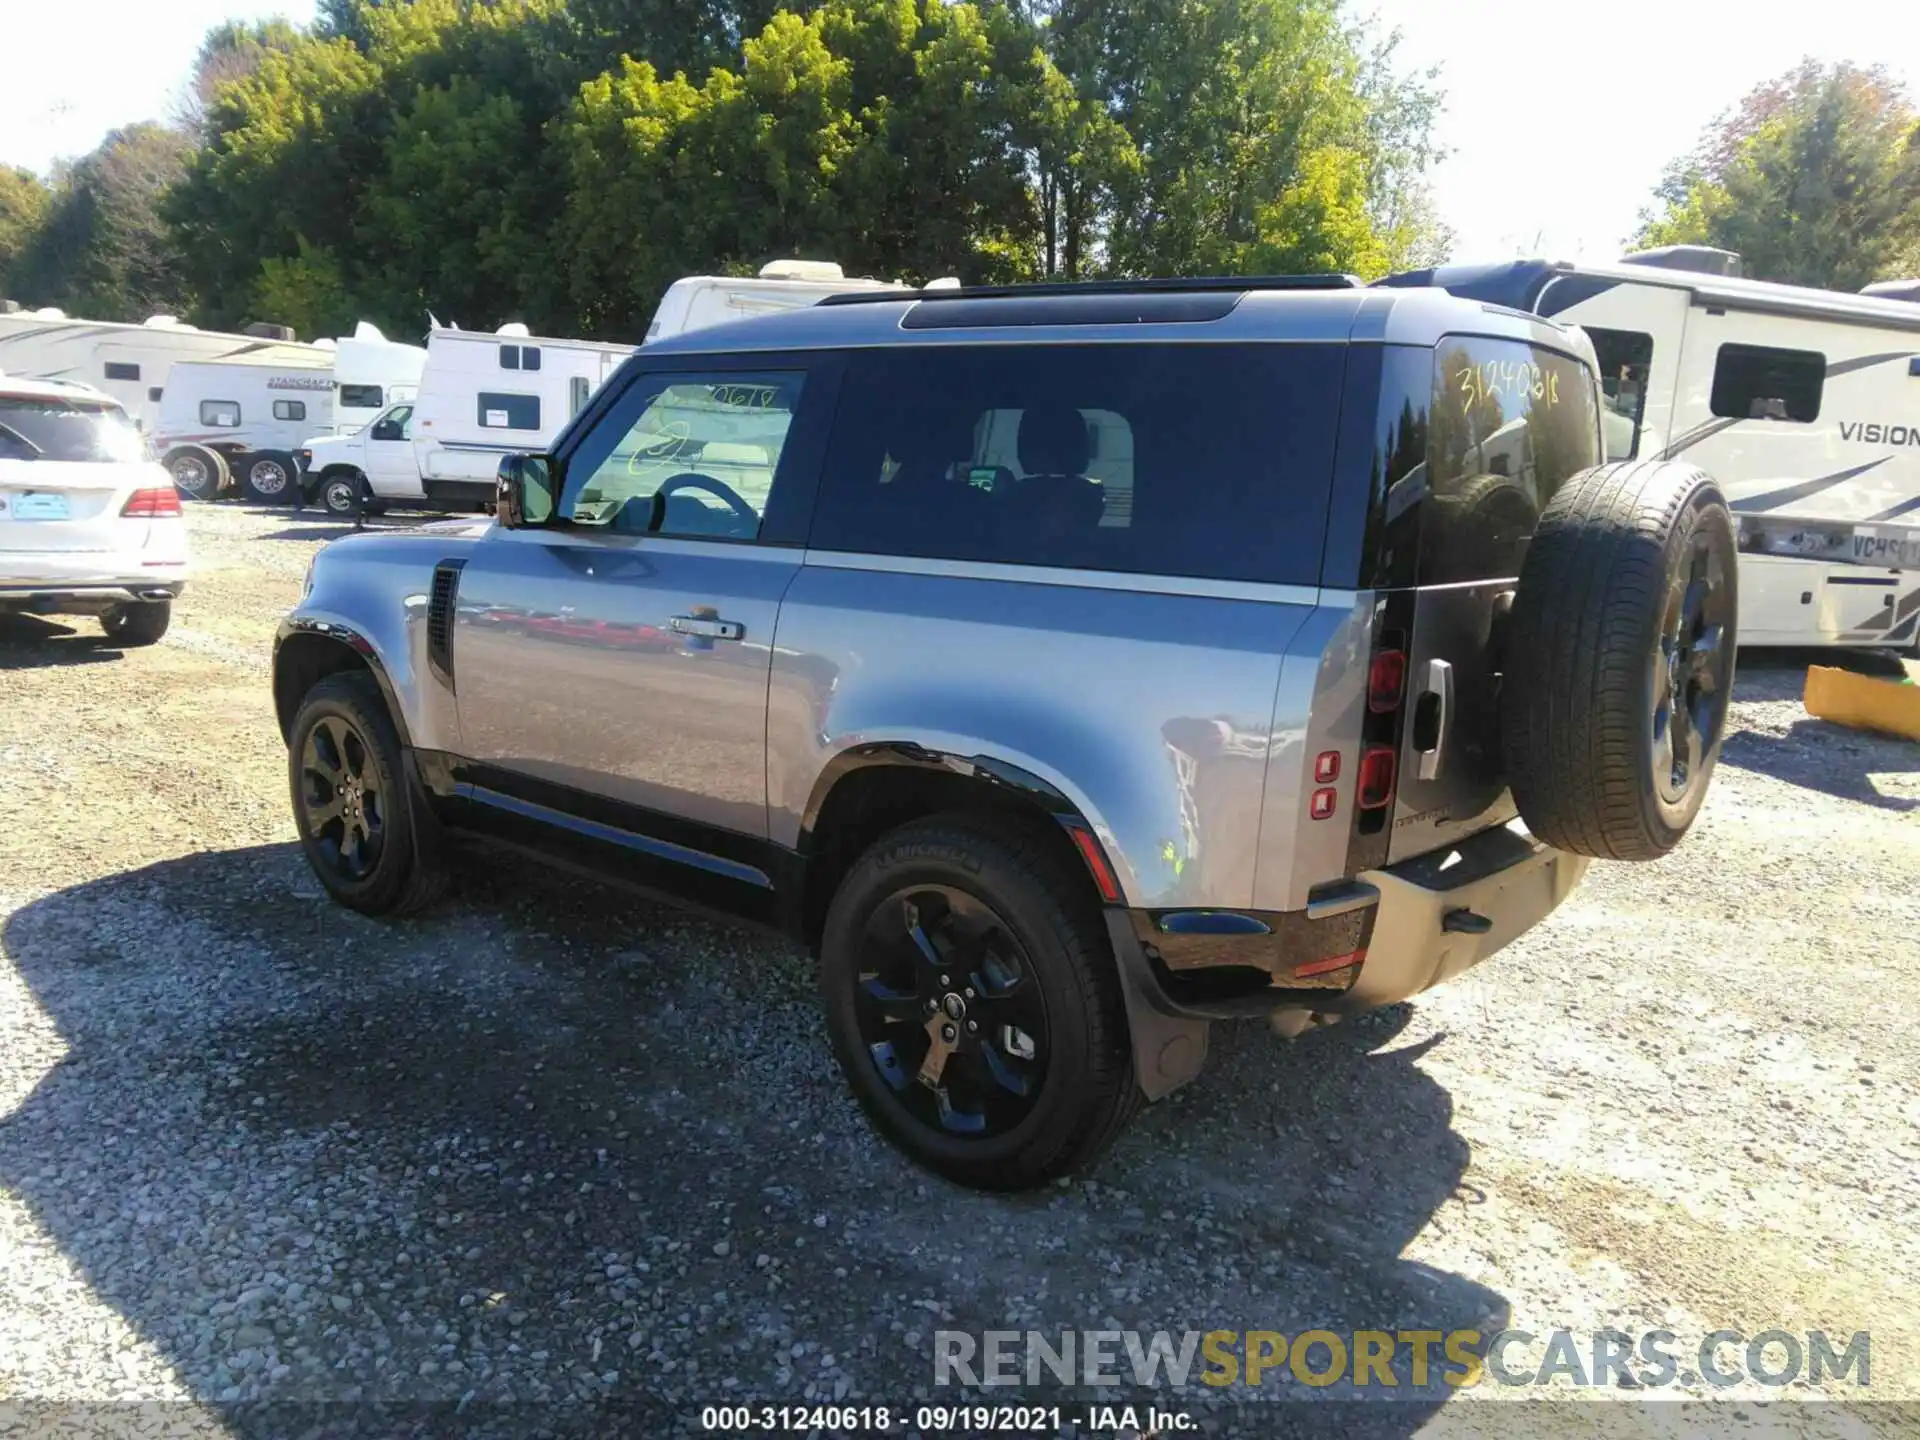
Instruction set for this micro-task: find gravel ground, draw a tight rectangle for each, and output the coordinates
[1,502,1917,1438]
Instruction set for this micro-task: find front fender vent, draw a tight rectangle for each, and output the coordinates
[427,559,465,687]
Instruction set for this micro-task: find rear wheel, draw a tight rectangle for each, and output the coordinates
[818,816,1137,1191]
[241,451,298,504]
[100,601,170,646]
[1502,459,1738,859]
[288,671,447,915]
[165,445,226,501]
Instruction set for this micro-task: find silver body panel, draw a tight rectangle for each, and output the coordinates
[284,285,1597,918]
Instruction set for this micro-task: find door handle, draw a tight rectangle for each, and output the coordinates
[1415,658,1453,781]
[670,614,744,641]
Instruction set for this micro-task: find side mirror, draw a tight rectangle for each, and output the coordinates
[496,453,556,528]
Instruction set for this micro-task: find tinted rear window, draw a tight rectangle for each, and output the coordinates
[810,344,1342,585]
[1368,338,1600,586]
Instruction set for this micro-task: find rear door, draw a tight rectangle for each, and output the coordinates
[1370,337,1604,862]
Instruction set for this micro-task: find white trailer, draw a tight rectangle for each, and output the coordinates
[645,259,945,342]
[298,323,632,515]
[1383,248,1920,652]
[0,307,313,434]
[151,325,428,502]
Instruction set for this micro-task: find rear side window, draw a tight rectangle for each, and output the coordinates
[1710,342,1823,422]
[810,344,1343,585]
[273,399,307,422]
[105,361,141,382]
[200,400,241,427]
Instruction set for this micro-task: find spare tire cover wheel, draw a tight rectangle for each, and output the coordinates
[1500,459,1737,861]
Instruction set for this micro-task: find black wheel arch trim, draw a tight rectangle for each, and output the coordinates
[273,617,413,749]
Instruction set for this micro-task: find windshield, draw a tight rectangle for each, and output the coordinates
[0,396,148,464]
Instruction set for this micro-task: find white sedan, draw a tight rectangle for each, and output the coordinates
[0,376,187,645]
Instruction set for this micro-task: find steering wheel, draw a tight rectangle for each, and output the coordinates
[655,472,758,528]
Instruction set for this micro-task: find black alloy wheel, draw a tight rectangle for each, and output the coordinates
[298,713,387,883]
[854,884,1050,1137]
[1652,533,1734,807]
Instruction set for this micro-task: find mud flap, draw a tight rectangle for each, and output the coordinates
[1103,912,1209,1102]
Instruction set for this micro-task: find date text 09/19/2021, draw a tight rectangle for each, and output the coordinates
[699,1404,1194,1433]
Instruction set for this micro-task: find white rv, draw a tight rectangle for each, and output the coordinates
[646,259,940,342]
[297,323,631,515]
[0,307,305,433]
[150,324,427,502]
[1384,248,1920,652]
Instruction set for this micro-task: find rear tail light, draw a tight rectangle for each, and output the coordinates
[1368,649,1406,714]
[1356,745,1397,809]
[122,487,183,517]
[1309,788,1338,821]
[1065,824,1124,904]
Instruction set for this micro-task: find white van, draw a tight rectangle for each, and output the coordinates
[298,324,632,515]
[1384,247,1920,651]
[0,307,306,433]
[645,260,932,342]
[152,324,427,502]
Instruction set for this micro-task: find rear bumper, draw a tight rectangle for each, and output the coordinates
[1108,820,1588,1098]
[1331,821,1589,1014]
[0,553,188,611]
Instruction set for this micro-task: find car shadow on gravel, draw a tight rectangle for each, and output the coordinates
[1,844,1506,1438]
[0,613,126,667]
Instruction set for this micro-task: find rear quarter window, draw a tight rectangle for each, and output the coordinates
[809,343,1344,586]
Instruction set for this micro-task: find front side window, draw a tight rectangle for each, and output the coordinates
[200,400,241,427]
[147,386,165,403]
[810,344,1342,584]
[0,397,146,463]
[570,375,591,417]
[1585,327,1652,460]
[478,392,540,430]
[1710,342,1823,422]
[560,373,804,541]
[273,399,307,422]
[1417,338,1601,584]
[104,361,141,382]
[369,405,413,442]
[339,383,383,409]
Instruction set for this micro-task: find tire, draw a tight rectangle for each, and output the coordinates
[287,671,448,915]
[165,445,227,501]
[241,450,298,504]
[818,815,1138,1191]
[1502,459,1738,860]
[100,601,170,646]
[318,470,365,519]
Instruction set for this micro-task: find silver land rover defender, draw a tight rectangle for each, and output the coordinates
[273,277,1738,1190]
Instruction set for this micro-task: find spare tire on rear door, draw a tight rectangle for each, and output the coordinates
[1501,459,1737,860]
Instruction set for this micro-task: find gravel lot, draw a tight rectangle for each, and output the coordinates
[2,503,1917,1437]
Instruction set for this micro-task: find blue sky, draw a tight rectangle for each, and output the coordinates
[5,0,1917,265]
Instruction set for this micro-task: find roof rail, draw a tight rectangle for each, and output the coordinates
[816,274,1362,307]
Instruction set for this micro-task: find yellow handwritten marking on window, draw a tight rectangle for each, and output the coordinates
[1456,360,1560,410]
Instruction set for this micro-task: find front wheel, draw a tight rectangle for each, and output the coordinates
[318,471,364,519]
[818,816,1138,1191]
[288,672,446,915]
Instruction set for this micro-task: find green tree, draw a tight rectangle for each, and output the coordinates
[0,167,52,296]
[10,125,195,319]
[1635,60,1920,290]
